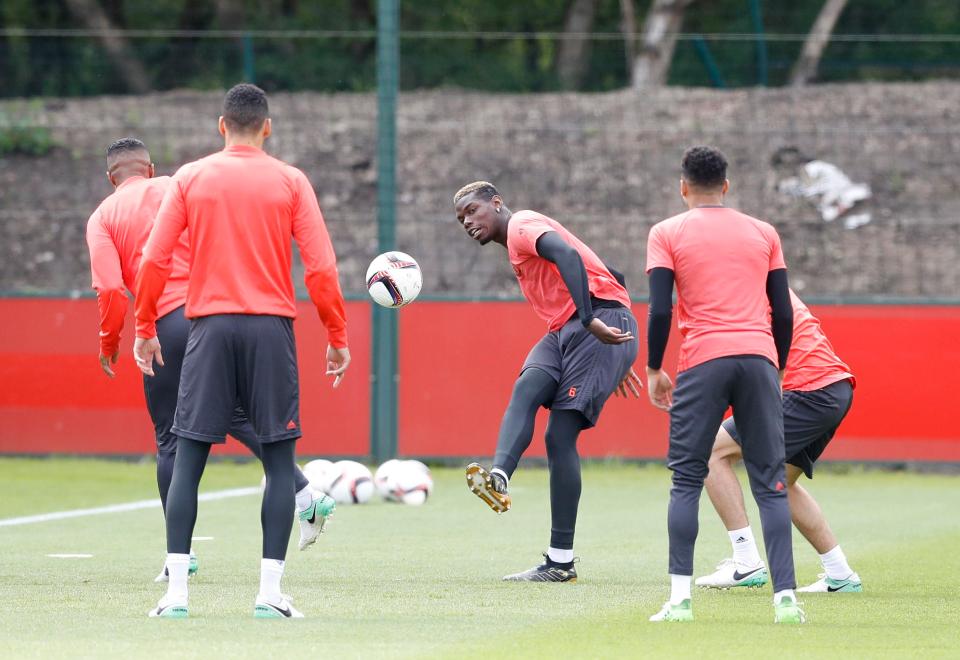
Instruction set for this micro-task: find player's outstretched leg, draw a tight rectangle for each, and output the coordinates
[254,438,303,618]
[149,437,211,618]
[503,409,584,583]
[466,367,557,513]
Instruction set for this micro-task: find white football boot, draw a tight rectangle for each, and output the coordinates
[695,558,769,589]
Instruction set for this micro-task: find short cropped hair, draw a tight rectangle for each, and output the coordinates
[106,137,148,161]
[681,146,727,189]
[453,181,499,205]
[222,83,269,133]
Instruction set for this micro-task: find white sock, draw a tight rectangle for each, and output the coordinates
[547,547,574,564]
[669,574,691,605]
[295,485,315,511]
[165,553,190,603]
[820,545,854,580]
[490,468,509,487]
[728,525,762,567]
[774,588,796,604]
[259,558,285,604]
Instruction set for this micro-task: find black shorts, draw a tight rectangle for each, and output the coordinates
[521,305,638,428]
[723,378,854,479]
[172,314,301,444]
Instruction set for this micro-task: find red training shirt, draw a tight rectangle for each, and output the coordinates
[507,210,631,332]
[784,290,856,392]
[645,206,786,372]
[85,176,190,357]
[135,145,347,348]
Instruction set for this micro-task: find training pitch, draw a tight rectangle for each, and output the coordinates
[0,458,958,658]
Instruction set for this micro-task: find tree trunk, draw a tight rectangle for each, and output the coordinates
[631,0,695,89]
[215,0,245,30]
[789,0,849,86]
[555,0,599,90]
[620,0,637,79]
[62,0,151,93]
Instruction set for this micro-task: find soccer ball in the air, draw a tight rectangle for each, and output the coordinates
[365,251,422,308]
[326,460,375,504]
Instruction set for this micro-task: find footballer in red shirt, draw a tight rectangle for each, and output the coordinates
[86,138,332,585]
[455,181,640,583]
[134,85,349,619]
[698,290,861,594]
[645,146,800,623]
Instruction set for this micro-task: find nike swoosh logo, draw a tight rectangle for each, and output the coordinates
[732,566,764,581]
[264,602,292,617]
[827,584,845,592]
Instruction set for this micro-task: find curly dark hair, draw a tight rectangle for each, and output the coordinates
[681,146,728,189]
[222,83,269,133]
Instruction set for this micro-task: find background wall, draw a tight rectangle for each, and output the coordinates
[2,297,958,462]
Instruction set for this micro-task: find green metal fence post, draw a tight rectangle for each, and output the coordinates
[371,0,399,463]
[242,32,256,83]
[692,36,727,89]
[748,0,768,87]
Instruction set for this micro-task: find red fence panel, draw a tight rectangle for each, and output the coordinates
[2,298,959,462]
[0,299,369,456]
[398,301,960,463]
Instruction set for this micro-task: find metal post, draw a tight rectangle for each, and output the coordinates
[371,0,399,463]
[242,33,256,83]
[692,36,727,89]
[748,0,768,87]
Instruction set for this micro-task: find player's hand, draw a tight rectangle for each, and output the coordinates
[646,367,674,412]
[326,345,351,388]
[133,337,164,377]
[99,350,119,379]
[614,367,643,398]
[587,318,634,345]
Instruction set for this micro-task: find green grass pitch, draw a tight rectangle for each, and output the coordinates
[1,457,958,658]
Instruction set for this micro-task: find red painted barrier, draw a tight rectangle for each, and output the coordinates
[2,298,959,462]
[0,299,369,457]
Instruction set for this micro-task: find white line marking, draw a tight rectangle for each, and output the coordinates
[46,554,93,559]
[191,536,215,541]
[0,487,260,528]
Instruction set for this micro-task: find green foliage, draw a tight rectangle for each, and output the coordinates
[0,0,958,97]
[0,111,56,156]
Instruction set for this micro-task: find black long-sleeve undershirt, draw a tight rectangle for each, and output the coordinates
[646,267,674,370]
[535,231,595,327]
[767,268,793,370]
